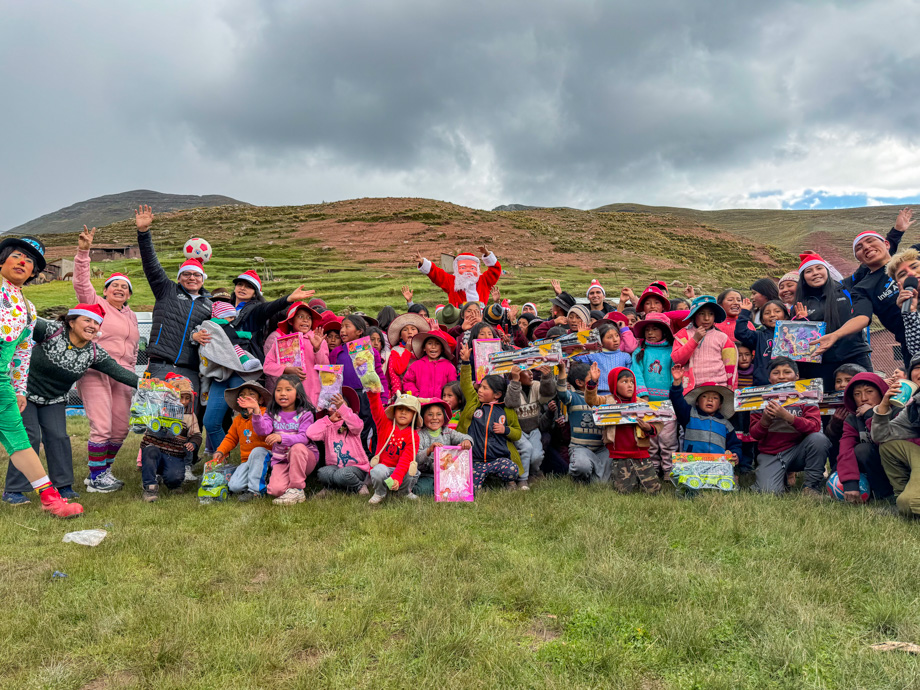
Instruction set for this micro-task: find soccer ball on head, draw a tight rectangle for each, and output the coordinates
[826,471,870,502]
[184,238,212,263]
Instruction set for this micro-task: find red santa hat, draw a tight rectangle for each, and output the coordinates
[211,301,237,320]
[104,272,132,292]
[797,253,830,274]
[67,303,106,324]
[586,279,605,297]
[234,269,262,294]
[452,252,481,274]
[177,258,207,280]
[852,230,886,257]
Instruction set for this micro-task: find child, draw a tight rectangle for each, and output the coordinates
[403,330,457,399]
[672,295,737,391]
[386,313,429,396]
[324,317,343,351]
[505,364,555,488]
[567,304,591,332]
[306,387,372,497]
[213,382,272,501]
[585,364,660,494]
[441,380,465,430]
[575,322,631,395]
[629,312,679,476]
[367,326,390,368]
[732,342,756,474]
[415,398,473,496]
[750,358,830,496]
[668,365,741,459]
[735,298,789,385]
[252,374,319,505]
[458,342,523,491]
[140,375,202,502]
[366,377,422,504]
[825,363,868,468]
[207,301,262,372]
[735,343,754,388]
[262,301,328,402]
[836,373,893,503]
[553,360,608,483]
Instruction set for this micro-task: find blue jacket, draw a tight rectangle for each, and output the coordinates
[734,309,773,386]
[575,349,631,395]
[669,384,742,456]
[630,340,673,401]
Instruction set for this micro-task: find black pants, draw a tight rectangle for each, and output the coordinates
[855,442,894,500]
[4,401,73,493]
[140,446,185,489]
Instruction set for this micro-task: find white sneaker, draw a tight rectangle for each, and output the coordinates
[272,488,306,505]
[184,466,198,483]
[405,492,419,500]
[102,468,125,487]
[85,471,123,493]
[367,493,385,505]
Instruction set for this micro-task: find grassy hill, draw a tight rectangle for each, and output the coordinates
[23,197,799,314]
[5,190,249,237]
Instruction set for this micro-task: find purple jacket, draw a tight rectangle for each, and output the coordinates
[402,357,458,399]
[252,409,317,462]
[330,343,390,400]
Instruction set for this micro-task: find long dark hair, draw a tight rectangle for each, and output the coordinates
[793,271,847,332]
[750,278,779,302]
[442,380,465,412]
[376,306,397,333]
[341,314,368,340]
[469,321,496,341]
[268,374,315,417]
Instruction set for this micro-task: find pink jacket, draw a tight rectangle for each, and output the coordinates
[262,329,329,404]
[306,405,371,472]
[73,249,139,368]
[402,357,458,399]
[671,326,737,392]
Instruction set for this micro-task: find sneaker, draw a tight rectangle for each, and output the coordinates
[85,472,123,493]
[237,491,259,503]
[184,466,198,483]
[272,488,306,505]
[367,493,385,505]
[103,469,125,487]
[58,486,80,500]
[39,487,84,518]
[142,484,159,503]
[517,480,531,491]
[2,491,29,506]
[312,489,329,500]
[405,492,419,500]
[357,485,370,496]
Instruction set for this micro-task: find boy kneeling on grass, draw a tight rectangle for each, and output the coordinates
[750,357,830,496]
[668,364,741,461]
[211,382,272,502]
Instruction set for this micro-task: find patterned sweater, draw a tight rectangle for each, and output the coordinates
[0,278,35,395]
[671,326,737,392]
[27,319,139,405]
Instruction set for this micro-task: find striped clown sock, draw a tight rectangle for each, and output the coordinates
[88,442,109,479]
[233,345,252,363]
[106,441,123,466]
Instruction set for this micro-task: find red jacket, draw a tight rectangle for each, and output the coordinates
[596,367,655,459]
[418,253,502,307]
[750,404,822,455]
[368,390,419,485]
[838,373,888,490]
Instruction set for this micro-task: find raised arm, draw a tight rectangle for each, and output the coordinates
[135,206,172,300]
[74,226,99,304]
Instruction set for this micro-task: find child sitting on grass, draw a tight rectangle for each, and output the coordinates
[585,363,660,494]
[365,372,422,504]
[252,374,319,506]
[575,322,631,395]
[836,373,893,504]
[553,361,608,483]
[668,365,741,460]
[306,387,372,497]
[505,365,555,488]
[415,398,473,496]
[458,342,523,491]
[672,295,737,391]
[140,375,201,502]
[213,382,272,502]
[750,357,830,496]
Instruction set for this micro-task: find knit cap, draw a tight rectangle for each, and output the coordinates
[212,301,237,320]
[567,304,591,326]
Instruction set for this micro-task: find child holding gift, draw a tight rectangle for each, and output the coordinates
[262,301,328,402]
[306,387,372,497]
[668,364,741,460]
[213,382,272,502]
[140,375,201,502]
[415,398,473,496]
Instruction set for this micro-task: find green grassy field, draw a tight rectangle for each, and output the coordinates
[2,418,920,689]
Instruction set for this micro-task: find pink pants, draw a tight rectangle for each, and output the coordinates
[267,443,318,496]
[76,370,134,445]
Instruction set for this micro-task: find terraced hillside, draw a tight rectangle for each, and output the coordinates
[25,198,798,314]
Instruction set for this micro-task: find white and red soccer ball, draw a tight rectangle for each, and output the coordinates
[184,238,212,263]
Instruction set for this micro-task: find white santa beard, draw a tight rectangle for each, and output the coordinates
[453,272,480,300]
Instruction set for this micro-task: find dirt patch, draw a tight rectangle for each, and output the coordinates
[525,614,563,650]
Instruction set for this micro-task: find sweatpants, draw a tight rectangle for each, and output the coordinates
[516,428,544,479]
[317,465,368,492]
[754,432,831,494]
[227,447,272,494]
[853,442,894,500]
[5,401,73,493]
[879,440,920,517]
[472,458,519,490]
[267,444,317,496]
[140,446,185,489]
[612,456,661,494]
[647,416,679,475]
[76,370,133,474]
[370,464,418,497]
[568,444,611,483]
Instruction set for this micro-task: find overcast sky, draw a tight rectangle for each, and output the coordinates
[2,0,919,230]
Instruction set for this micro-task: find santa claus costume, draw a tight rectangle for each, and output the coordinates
[418,251,502,307]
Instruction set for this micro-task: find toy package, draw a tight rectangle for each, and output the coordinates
[592,401,676,426]
[129,378,187,435]
[346,336,377,389]
[772,320,825,363]
[274,333,304,367]
[535,329,601,359]
[434,446,474,502]
[488,341,563,376]
[198,457,232,504]
[669,452,737,494]
[734,379,824,412]
[315,364,344,410]
[819,390,844,416]
[473,338,502,383]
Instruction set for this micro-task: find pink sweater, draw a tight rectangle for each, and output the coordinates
[671,326,737,392]
[306,405,371,472]
[402,357,458,399]
[263,329,329,404]
[73,249,139,368]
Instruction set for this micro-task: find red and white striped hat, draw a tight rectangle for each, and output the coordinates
[104,272,132,292]
[68,303,106,324]
[586,279,605,297]
[211,301,237,320]
[798,253,830,274]
[177,258,207,280]
[852,230,886,257]
[234,269,262,293]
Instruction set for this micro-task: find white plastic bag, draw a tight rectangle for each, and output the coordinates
[62,529,108,547]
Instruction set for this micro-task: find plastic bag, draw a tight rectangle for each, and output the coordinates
[346,337,377,388]
[315,364,343,410]
[62,529,108,546]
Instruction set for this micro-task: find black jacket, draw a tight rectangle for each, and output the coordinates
[234,296,293,362]
[139,231,212,369]
[734,309,773,386]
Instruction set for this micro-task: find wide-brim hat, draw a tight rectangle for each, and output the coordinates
[279,301,322,333]
[322,316,343,333]
[352,312,379,328]
[340,386,360,413]
[550,291,576,312]
[526,319,546,340]
[438,303,460,327]
[685,384,735,419]
[210,287,233,304]
[420,398,453,427]
[631,312,674,339]
[604,311,629,328]
[682,295,726,327]
[0,235,46,272]
[224,381,271,414]
[387,312,430,346]
[385,392,423,427]
[411,329,456,359]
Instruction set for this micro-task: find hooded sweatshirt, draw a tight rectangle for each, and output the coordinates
[306,404,371,472]
[585,367,655,460]
[629,339,674,400]
[838,372,888,492]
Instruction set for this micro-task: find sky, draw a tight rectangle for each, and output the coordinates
[2,0,919,230]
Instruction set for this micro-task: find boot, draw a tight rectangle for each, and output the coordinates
[39,487,84,519]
